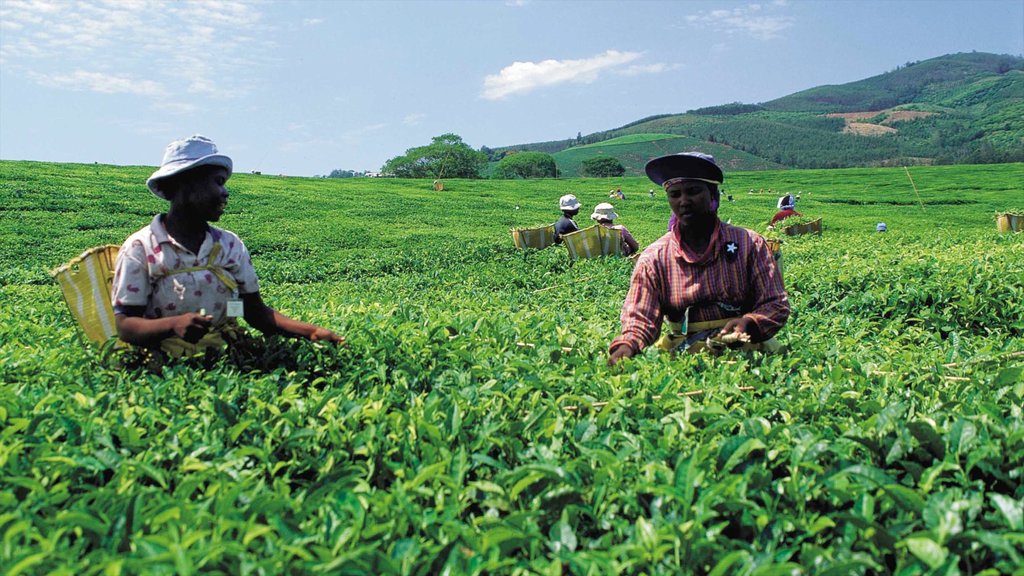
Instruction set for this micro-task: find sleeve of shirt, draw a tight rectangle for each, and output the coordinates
[224,234,261,295]
[620,227,639,253]
[609,257,662,354]
[744,235,790,339]
[111,238,151,311]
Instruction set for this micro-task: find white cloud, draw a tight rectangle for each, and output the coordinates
[617,62,677,76]
[482,50,643,100]
[403,113,425,126]
[303,17,324,26]
[685,3,794,40]
[0,0,272,101]
[30,69,163,96]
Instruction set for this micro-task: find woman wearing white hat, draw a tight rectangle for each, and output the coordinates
[768,194,801,227]
[111,134,343,358]
[553,194,582,243]
[591,202,639,256]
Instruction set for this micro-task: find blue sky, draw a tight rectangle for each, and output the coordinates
[1,0,1022,176]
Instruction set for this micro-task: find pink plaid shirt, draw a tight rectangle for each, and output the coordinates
[610,219,789,354]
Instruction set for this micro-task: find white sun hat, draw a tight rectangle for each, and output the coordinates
[591,202,619,221]
[146,135,233,199]
[559,194,581,211]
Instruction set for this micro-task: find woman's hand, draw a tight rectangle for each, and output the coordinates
[170,312,213,343]
[309,327,345,345]
[608,344,635,367]
[719,316,762,345]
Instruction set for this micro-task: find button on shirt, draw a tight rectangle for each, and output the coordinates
[610,219,789,354]
[112,214,260,324]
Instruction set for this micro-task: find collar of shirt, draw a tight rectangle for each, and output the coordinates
[671,217,722,265]
[150,214,224,258]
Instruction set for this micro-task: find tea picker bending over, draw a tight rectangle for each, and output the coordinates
[768,194,802,227]
[112,135,344,358]
[591,202,639,257]
[608,152,789,366]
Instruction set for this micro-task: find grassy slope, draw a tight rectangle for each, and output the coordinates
[553,135,786,177]
[496,53,1024,173]
[1,161,1023,574]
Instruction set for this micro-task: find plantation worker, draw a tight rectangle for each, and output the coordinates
[768,194,802,227]
[591,202,639,256]
[112,135,344,357]
[607,152,789,366]
[554,194,582,243]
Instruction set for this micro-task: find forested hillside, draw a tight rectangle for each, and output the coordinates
[489,52,1024,174]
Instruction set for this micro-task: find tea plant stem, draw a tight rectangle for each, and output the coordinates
[941,349,1024,368]
[562,386,755,412]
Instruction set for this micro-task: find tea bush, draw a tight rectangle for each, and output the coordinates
[1,161,1022,574]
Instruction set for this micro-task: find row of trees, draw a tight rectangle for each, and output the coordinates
[372,134,626,180]
[380,134,488,179]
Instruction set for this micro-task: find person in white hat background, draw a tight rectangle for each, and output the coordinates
[608,152,789,366]
[590,202,639,256]
[553,194,582,243]
[768,194,802,228]
[111,135,344,358]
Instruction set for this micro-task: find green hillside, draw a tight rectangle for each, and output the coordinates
[764,52,1023,112]
[492,52,1024,175]
[552,135,784,177]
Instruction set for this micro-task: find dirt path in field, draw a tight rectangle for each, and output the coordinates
[826,109,937,136]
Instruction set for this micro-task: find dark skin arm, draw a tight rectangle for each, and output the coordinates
[607,317,763,365]
[115,293,344,346]
[241,292,344,343]
[116,308,215,345]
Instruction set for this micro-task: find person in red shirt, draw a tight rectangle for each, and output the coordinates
[769,194,802,227]
[608,152,789,366]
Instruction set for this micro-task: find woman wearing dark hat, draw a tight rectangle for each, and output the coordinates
[111,134,343,357]
[608,152,789,366]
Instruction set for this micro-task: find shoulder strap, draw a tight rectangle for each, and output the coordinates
[164,242,238,292]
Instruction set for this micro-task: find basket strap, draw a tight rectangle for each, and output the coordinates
[163,243,238,292]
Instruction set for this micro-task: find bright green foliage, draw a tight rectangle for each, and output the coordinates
[1,160,1023,574]
[382,133,488,179]
[580,157,626,178]
[492,152,557,179]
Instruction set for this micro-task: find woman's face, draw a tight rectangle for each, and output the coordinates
[665,180,716,226]
[176,166,230,222]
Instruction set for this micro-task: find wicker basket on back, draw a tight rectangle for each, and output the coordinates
[511,225,557,250]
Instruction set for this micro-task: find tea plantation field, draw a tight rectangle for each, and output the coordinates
[1,160,1022,575]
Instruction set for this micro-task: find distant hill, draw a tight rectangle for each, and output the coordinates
[488,52,1024,175]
